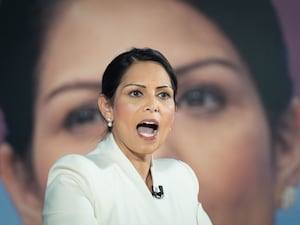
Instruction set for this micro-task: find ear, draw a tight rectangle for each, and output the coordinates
[274,97,300,208]
[0,143,42,225]
[97,94,114,122]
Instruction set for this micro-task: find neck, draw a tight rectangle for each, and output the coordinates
[131,157,152,181]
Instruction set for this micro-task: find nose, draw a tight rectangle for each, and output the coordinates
[144,105,159,112]
[144,99,159,112]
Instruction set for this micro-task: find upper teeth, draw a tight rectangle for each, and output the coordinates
[143,121,155,124]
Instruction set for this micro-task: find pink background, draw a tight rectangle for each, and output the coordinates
[273,0,300,95]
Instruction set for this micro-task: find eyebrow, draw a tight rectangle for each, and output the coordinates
[123,83,173,89]
[174,58,244,76]
[45,81,100,102]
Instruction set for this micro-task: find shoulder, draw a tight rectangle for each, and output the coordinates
[48,137,113,180]
[52,153,94,170]
[46,154,98,186]
[46,137,118,188]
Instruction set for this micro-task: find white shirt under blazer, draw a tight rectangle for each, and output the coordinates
[42,133,213,225]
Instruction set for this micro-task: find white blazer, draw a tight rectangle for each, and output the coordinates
[42,133,212,225]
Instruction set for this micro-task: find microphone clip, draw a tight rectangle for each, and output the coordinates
[152,185,164,199]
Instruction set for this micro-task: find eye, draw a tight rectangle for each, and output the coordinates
[177,85,226,115]
[129,90,143,97]
[158,92,171,100]
[63,105,104,131]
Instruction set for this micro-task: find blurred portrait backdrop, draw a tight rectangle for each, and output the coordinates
[0,0,299,225]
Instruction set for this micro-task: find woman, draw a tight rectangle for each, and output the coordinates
[42,47,212,225]
[0,0,299,225]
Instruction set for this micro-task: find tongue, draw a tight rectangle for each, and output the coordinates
[137,126,154,136]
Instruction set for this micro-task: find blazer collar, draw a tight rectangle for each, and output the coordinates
[98,133,160,198]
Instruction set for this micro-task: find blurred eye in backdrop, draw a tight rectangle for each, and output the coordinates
[177,84,226,116]
[175,60,248,119]
[63,104,106,137]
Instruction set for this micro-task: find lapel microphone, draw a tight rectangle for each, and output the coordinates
[152,185,164,199]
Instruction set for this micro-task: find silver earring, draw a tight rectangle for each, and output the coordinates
[281,186,296,209]
[107,118,112,128]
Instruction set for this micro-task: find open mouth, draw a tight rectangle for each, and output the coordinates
[136,121,158,138]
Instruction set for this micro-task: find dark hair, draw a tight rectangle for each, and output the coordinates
[101,48,177,103]
[0,0,69,163]
[0,0,40,164]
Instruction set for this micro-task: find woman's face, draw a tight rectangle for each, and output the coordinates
[6,1,291,225]
[100,61,175,162]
